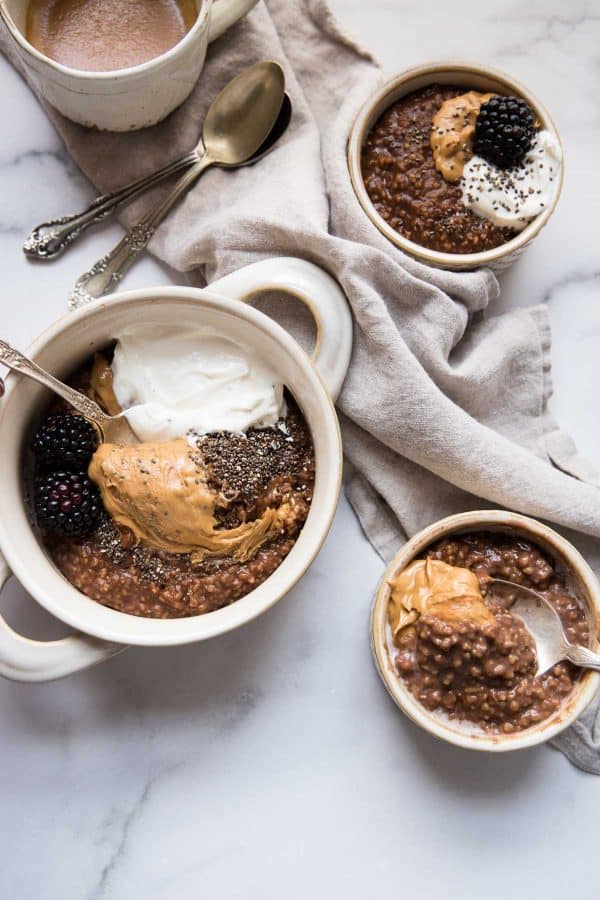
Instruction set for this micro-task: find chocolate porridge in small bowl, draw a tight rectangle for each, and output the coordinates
[371,511,600,751]
[348,63,564,272]
[0,258,352,681]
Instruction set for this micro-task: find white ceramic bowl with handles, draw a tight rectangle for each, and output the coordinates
[0,0,259,130]
[0,257,352,682]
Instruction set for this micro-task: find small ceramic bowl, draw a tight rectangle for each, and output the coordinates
[371,510,600,752]
[348,62,564,272]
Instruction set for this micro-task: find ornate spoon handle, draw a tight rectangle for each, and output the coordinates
[69,157,212,310]
[23,150,199,261]
[0,339,108,428]
[564,644,600,671]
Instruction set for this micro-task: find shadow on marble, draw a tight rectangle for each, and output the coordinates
[2,557,546,797]
[367,661,544,796]
[0,568,317,726]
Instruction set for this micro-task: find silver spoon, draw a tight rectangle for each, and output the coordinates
[68,63,286,310]
[24,87,291,263]
[0,339,136,445]
[489,579,600,675]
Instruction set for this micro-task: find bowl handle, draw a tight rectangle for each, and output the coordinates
[0,552,125,682]
[210,257,353,401]
[208,0,260,43]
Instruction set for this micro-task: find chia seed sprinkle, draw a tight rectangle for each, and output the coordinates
[193,393,312,509]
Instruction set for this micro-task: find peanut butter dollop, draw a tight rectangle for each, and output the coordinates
[430,91,496,182]
[388,558,494,642]
[89,353,121,417]
[88,439,289,563]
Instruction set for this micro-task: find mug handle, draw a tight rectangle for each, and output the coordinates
[208,0,260,43]
[0,551,124,683]
[210,257,353,401]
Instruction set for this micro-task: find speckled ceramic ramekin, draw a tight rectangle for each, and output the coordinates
[371,510,600,752]
[348,62,564,272]
[0,258,352,682]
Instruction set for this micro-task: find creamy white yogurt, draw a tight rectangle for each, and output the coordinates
[111,325,285,443]
[461,129,562,231]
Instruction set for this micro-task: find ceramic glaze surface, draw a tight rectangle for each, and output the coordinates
[1,1,600,898]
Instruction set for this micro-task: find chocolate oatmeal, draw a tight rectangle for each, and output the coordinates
[390,532,590,734]
[194,402,313,528]
[31,358,315,619]
[361,85,517,254]
[46,519,302,619]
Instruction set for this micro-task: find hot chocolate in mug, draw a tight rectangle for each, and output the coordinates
[0,0,260,130]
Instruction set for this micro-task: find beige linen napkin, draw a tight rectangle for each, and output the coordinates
[2,0,600,772]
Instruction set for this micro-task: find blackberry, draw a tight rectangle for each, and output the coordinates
[32,413,98,468]
[34,470,102,536]
[473,95,536,169]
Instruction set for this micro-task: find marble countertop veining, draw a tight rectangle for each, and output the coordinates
[1,1,600,898]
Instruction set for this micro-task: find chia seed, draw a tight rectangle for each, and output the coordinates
[193,393,313,511]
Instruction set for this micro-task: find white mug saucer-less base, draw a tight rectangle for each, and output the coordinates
[0,258,353,682]
[0,0,259,131]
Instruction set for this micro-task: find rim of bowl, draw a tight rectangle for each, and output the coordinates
[2,0,209,80]
[0,286,343,646]
[370,510,600,752]
[347,61,564,271]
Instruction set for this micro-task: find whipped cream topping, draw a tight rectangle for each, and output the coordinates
[461,129,562,231]
[111,325,285,443]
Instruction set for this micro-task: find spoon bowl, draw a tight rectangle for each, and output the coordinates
[202,60,285,165]
[238,91,292,165]
[489,578,600,676]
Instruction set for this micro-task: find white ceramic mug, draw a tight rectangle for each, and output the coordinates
[0,0,259,130]
[0,257,353,681]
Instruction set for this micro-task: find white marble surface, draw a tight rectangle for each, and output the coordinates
[1,1,600,897]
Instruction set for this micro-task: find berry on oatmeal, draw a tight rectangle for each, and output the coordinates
[31,413,98,469]
[34,469,102,536]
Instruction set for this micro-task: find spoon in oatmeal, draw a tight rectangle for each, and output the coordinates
[490,579,600,675]
[0,339,135,445]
